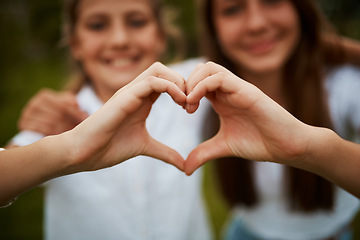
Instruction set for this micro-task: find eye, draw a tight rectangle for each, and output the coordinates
[86,19,107,31]
[220,3,245,17]
[128,18,148,28]
[262,0,285,6]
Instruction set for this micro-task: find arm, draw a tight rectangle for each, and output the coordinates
[0,62,187,206]
[184,62,360,198]
[304,127,360,199]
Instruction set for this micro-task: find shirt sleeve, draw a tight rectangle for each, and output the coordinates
[10,130,45,146]
[326,65,360,142]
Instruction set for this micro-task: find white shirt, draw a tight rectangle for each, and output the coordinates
[231,65,360,240]
[11,58,212,240]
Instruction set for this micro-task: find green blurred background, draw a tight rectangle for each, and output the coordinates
[0,0,359,239]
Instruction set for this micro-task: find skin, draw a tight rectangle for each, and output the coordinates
[15,0,166,136]
[212,0,300,102]
[185,62,308,169]
[4,60,360,208]
[184,62,360,199]
[191,0,360,201]
[18,0,360,137]
[72,0,166,102]
[1,63,186,207]
[18,89,88,135]
[11,0,360,202]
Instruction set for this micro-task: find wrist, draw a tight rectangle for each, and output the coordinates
[298,126,339,175]
[36,134,77,177]
[47,130,93,175]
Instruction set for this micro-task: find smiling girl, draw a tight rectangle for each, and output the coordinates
[68,0,166,101]
[11,0,360,239]
[197,0,360,239]
[9,0,212,239]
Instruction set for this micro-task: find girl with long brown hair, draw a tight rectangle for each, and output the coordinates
[11,0,360,239]
[196,0,360,239]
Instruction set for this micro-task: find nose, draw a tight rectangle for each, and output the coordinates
[107,22,130,48]
[245,1,268,33]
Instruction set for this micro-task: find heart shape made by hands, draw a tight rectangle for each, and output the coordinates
[132,61,302,176]
[14,61,303,177]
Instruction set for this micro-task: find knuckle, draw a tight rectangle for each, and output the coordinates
[145,76,158,84]
[25,100,39,111]
[38,88,53,97]
[62,91,75,99]
[205,61,215,67]
[195,62,205,69]
[150,61,163,71]
[217,71,227,79]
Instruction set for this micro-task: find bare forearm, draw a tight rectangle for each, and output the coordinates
[0,136,72,206]
[287,126,360,198]
[0,63,187,206]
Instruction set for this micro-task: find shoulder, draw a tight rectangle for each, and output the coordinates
[326,64,360,86]
[167,57,206,79]
[76,84,103,114]
[325,64,360,93]
[325,65,360,135]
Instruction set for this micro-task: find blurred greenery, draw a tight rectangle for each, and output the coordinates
[0,0,359,239]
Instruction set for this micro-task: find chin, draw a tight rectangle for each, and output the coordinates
[253,59,284,73]
[103,78,133,90]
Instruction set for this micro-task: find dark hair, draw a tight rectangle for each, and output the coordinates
[198,0,345,211]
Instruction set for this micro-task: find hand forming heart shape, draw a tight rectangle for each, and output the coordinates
[183,62,308,175]
[17,61,309,177]
[79,61,307,176]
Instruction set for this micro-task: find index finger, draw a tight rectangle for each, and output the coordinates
[186,61,232,95]
[125,62,186,93]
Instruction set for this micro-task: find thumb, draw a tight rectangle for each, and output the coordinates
[143,138,185,171]
[185,137,229,175]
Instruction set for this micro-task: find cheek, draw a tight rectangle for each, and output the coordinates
[275,5,300,40]
[282,16,300,55]
[139,31,165,58]
[216,17,242,45]
[73,36,102,61]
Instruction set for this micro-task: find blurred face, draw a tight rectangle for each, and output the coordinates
[213,0,300,77]
[72,0,165,101]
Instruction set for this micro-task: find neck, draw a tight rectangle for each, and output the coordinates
[92,83,116,103]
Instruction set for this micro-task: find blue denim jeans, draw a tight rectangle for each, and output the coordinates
[224,218,353,240]
[224,218,260,240]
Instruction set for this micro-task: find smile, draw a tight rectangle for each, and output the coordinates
[104,56,140,69]
[246,39,277,56]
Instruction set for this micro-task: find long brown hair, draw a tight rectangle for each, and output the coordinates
[198,0,345,211]
[60,0,185,92]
